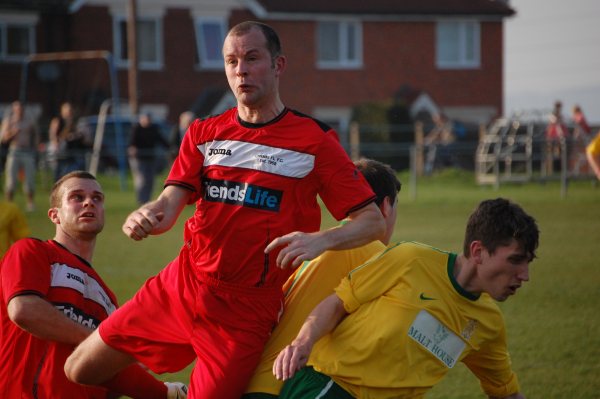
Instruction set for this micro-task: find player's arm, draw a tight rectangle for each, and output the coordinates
[8,296,184,398]
[7,294,92,345]
[122,185,192,240]
[273,293,347,381]
[489,394,525,399]
[47,117,60,143]
[1,121,17,143]
[266,201,384,269]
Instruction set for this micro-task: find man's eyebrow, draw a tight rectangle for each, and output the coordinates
[238,48,262,56]
[67,189,104,197]
[508,253,529,261]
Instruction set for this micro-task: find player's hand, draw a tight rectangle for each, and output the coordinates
[265,231,329,269]
[273,342,311,381]
[165,382,188,399]
[122,207,164,241]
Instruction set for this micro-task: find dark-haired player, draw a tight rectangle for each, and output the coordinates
[275,198,539,399]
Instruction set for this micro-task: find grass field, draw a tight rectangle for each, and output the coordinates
[14,169,600,398]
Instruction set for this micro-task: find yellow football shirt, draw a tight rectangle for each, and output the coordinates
[309,241,520,399]
[245,240,386,395]
[0,201,30,257]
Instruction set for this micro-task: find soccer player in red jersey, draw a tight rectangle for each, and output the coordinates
[65,21,385,398]
[0,171,187,398]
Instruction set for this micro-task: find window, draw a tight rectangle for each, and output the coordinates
[317,21,362,69]
[0,23,35,61]
[194,17,226,70]
[114,16,162,69]
[436,20,480,69]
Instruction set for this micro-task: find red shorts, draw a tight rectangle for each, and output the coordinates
[99,247,283,399]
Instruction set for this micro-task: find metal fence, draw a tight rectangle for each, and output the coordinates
[345,121,598,199]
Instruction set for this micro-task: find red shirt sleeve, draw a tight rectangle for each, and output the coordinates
[165,119,205,203]
[1,239,51,303]
[315,131,376,220]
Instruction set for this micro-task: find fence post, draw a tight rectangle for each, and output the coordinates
[478,123,487,140]
[349,121,360,161]
[560,137,568,198]
[414,121,424,176]
[409,145,417,201]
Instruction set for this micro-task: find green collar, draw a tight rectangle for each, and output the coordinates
[447,253,480,301]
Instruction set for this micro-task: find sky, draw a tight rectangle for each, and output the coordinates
[504,0,600,123]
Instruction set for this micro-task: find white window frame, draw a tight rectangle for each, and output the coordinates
[0,21,36,62]
[194,16,226,70]
[113,15,163,70]
[436,19,480,69]
[316,20,362,70]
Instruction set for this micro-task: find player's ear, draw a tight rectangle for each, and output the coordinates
[470,241,484,265]
[48,207,60,224]
[380,196,392,218]
[273,55,286,76]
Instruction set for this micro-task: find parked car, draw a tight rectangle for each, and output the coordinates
[76,114,172,173]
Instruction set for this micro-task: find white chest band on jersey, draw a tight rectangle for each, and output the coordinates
[198,140,315,178]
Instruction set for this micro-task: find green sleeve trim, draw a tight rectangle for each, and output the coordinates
[346,241,402,279]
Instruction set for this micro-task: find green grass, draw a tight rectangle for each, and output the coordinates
[13,169,600,398]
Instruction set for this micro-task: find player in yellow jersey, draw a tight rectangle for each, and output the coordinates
[0,200,30,257]
[243,158,402,399]
[274,198,539,399]
[586,130,600,180]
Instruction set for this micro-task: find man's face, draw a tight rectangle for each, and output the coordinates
[139,114,151,128]
[12,102,23,119]
[51,178,105,239]
[223,27,282,108]
[478,240,531,302]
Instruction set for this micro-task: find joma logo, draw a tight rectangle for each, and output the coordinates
[208,148,232,156]
[66,272,85,285]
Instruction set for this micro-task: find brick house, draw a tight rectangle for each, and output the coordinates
[0,0,514,143]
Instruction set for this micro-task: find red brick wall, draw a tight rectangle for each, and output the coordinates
[66,6,228,121]
[0,12,73,113]
[273,20,504,116]
[0,7,505,124]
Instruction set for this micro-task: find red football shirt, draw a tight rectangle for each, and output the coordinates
[0,239,118,399]
[167,108,376,289]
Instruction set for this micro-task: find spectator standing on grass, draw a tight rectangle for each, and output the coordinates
[244,158,401,399]
[48,102,90,181]
[0,171,187,399]
[128,112,170,205]
[1,100,39,212]
[544,100,569,175]
[0,200,30,257]
[569,105,593,174]
[169,111,195,161]
[424,113,456,175]
[275,198,538,399]
[571,104,591,141]
[65,20,384,399]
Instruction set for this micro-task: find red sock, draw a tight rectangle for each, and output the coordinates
[102,363,167,399]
